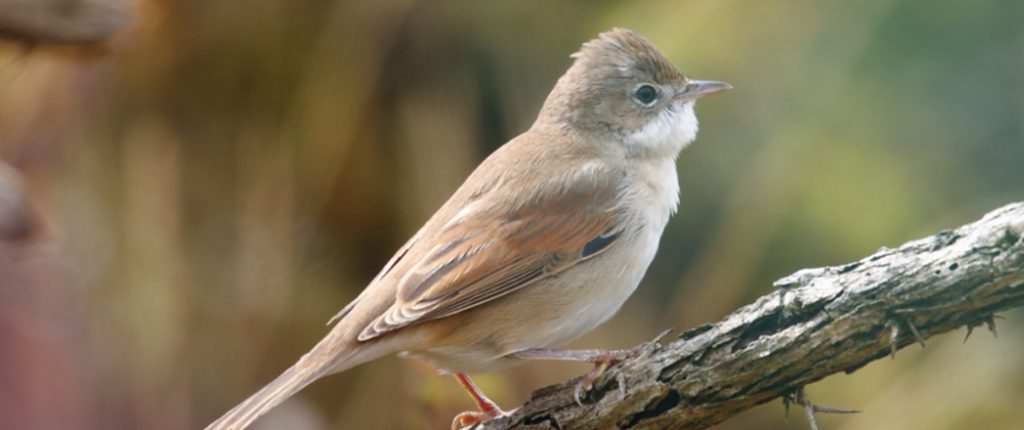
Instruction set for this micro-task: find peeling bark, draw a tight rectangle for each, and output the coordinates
[480,202,1024,430]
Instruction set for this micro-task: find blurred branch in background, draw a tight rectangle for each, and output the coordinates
[0,162,35,240]
[0,161,88,429]
[482,202,1024,430]
[0,0,132,44]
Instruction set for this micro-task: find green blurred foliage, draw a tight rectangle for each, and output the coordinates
[0,0,1021,429]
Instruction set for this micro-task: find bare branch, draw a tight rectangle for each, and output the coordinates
[480,202,1024,429]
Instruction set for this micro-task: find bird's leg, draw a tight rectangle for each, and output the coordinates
[455,373,504,415]
[509,331,663,405]
[451,373,508,430]
[513,347,636,405]
[512,330,670,406]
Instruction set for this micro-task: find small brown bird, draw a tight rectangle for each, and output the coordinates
[207,28,730,430]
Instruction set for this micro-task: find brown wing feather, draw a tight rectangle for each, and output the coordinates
[357,170,625,341]
[327,228,424,326]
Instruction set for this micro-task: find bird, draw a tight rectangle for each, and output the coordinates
[206,27,731,430]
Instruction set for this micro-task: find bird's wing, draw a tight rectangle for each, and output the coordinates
[327,227,425,326]
[357,165,626,341]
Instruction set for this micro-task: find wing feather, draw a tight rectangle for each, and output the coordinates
[356,165,626,341]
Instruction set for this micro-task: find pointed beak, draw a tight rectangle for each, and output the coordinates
[676,79,733,102]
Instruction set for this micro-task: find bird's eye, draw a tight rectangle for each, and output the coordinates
[634,84,659,105]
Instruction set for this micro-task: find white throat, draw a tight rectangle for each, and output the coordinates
[625,101,699,158]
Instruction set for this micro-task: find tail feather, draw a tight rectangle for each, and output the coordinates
[205,359,331,430]
[206,323,402,430]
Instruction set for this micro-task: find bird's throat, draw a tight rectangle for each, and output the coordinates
[625,101,699,159]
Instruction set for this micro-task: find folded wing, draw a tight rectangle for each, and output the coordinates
[357,166,626,341]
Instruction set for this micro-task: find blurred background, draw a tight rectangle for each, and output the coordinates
[0,0,1022,429]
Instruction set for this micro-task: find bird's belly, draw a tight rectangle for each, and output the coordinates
[523,233,659,348]
[408,223,664,373]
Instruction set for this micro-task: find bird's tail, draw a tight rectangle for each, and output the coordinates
[205,328,397,430]
[205,359,331,430]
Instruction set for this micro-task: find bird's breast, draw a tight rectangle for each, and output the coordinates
[624,156,681,228]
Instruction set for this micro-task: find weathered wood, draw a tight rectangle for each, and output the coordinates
[480,202,1024,430]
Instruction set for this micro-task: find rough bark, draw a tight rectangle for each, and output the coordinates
[480,202,1024,430]
[0,0,131,44]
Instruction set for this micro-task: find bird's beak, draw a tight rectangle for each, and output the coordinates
[676,79,733,102]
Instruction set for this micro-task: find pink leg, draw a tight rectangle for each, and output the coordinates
[451,373,507,429]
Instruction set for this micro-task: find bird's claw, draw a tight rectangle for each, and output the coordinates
[573,360,612,406]
[572,330,670,406]
[451,408,510,430]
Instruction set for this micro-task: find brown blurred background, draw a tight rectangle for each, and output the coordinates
[1,0,1022,429]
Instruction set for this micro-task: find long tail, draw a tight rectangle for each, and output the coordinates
[206,329,395,430]
[205,359,332,430]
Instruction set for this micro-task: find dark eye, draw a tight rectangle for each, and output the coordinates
[634,84,658,105]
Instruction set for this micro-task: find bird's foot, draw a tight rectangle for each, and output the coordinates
[573,355,619,406]
[513,330,671,405]
[451,373,510,429]
[573,330,671,405]
[570,340,654,405]
[451,408,510,430]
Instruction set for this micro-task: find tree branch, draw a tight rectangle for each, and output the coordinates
[0,0,131,44]
[480,202,1024,430]
[0,162,36,242]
